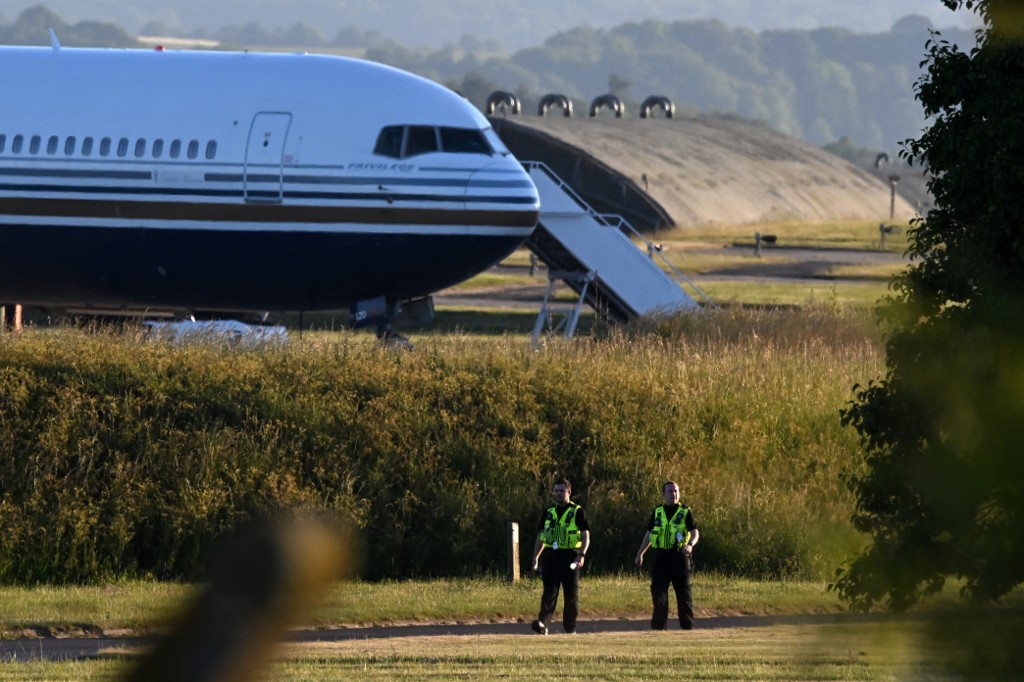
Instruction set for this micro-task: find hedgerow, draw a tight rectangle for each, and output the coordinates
[0,310,878,583]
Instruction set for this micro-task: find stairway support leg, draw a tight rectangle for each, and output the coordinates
[564,279,591,339]
[530,278,559,348]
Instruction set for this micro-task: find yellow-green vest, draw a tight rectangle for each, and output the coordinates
[650,505,691,550]
[541,503,583,550]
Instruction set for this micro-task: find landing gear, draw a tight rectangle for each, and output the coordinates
[375,297,414,350]
[349,295,433,349]
[377,327,414,349]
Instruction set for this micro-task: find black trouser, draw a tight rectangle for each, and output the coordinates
[650,549,693,630]
[537,549,580,632]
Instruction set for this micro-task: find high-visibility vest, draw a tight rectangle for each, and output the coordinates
[541,503,583,550]
[650,505,691,550]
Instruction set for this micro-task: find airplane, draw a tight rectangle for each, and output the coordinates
[0,42,540,334]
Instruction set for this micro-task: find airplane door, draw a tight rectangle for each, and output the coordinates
[244,112,292,203]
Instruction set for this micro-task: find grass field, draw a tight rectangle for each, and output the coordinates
[656,219,912,253]
[443,220,912,320]
[696,278,892,307]
[0,219,977,681]
[3,576,1019,680]
[0,575,851,637]
[267,622,961,681]
[0,622,969,681]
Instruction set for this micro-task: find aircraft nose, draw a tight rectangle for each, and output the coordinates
[466,158,540,214]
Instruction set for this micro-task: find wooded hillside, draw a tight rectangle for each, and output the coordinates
[2,6,975,148]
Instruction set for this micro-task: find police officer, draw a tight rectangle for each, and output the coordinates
[530,477,590,635]
[634,480,699,630]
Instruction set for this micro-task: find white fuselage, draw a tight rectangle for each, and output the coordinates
[0,46,539,314]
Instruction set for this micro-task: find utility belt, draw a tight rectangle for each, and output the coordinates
[653,546,690,557]
[544,546,581,557]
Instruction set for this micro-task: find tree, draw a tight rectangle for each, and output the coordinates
[0,6,137,48]
[835,0,1024,612]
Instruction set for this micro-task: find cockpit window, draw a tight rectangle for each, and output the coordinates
[404,126,438,157]
[482,127,510,156]
[374,125,493,159]
[439,127,492,154]
[374,126,405,159]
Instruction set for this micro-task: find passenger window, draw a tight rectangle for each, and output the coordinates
[117,138,129,157]
[64,136,76,155]
[0,134,5,153]
[29,135,41,154]
[100,137,112,157]
[439,127,492,155]
[46,135,58,155]
[82,137,94,156]
[152,139,164,158]
[404,126,438,157]
[187,139,199,159]
[170,139,181,159]
[205,140,217,159]
[134,139,146,158]
[12,135,23,154]
[374,126,404,158]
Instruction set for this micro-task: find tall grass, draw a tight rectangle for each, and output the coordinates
[0,308,882,584]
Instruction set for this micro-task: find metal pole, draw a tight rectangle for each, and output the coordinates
[889,175,900,220]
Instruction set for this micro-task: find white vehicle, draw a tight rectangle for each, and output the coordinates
[144,319,288,345]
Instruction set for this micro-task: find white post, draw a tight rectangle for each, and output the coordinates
[507,522,520,582]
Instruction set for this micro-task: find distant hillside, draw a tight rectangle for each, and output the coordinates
[384,17,976,149]
[1,7,976,149]
[0,6,138,47]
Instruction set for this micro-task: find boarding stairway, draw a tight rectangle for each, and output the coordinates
[523,162,710,342]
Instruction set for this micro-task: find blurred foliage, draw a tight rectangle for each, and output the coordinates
[836,0,1024,617]
[0,309,877,585]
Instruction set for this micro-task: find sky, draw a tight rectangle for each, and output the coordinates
[2,0,981,49]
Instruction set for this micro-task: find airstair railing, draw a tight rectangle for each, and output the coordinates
[523,161,715,309]
[595,213,716,309]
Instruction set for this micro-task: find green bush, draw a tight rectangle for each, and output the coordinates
[0,315,879,584]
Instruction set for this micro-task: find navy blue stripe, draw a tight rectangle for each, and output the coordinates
[0,183,239,197]
[0,196,540,227]
[0,183,537,205]
[0,168,530,188]
[284,190,536,204]
[205,172,533,189]
[419,166,524,173]
[0,168,152,180]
